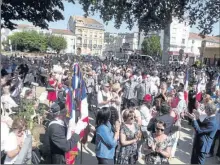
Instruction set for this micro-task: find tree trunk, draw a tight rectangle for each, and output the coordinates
[162,23,171,64]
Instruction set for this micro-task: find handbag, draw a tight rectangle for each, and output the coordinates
[32,149,41,164]
[91,132,96,144]
[46,84,55,92]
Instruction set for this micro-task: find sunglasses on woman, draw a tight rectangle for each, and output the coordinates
[156,127,164,132]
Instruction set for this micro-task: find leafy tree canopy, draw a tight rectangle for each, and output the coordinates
[142,35,162,56]
[2,0,75,30]
[47,35,67,54]
[8,31,67,53]
[78,0,219,35]
[9,31,48,52]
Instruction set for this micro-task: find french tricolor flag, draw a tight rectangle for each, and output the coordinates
[65,63,89,164]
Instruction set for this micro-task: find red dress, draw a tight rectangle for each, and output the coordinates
[47,79,57,102]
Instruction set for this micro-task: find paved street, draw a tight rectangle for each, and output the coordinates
[35,87,219,164]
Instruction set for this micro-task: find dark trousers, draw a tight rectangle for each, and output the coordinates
[191,152,206,165]
[210,130,220,157]
[97,157,114,164]
[1,150,6,164]
[114,145,118,164]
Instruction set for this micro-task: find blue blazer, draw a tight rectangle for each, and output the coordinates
[192,116,218,153]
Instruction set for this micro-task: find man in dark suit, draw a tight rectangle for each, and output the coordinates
[186,103,218,165]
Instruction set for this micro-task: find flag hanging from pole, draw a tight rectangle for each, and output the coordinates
[65,63,89,164]
[184,69,189,103]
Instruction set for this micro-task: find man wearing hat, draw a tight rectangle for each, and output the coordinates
[43,102,87,164]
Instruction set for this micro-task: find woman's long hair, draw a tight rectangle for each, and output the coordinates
[96,107,111,127]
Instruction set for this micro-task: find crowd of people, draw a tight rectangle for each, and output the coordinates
[1,51,220,165]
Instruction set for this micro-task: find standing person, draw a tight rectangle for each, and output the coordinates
[135,75,150,106]
[122,75,137,109]
[206,103,220,161]
[188,84,197,125]
[85,71,95,111]
[43,102,86,164]
[186,103,218,165]
[117,109,141,164]
[111,83,122,122]
[47,73,57,104]
[95,107,119,164]
[97,83,112,109]
[144,121,172,164]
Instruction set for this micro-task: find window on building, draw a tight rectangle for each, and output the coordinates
[191,46,193,52]
[171,37,176,42]
[182,39,185,44]
[89,40,92,44]
[84,39,87,44]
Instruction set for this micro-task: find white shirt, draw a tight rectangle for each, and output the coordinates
[97,90,112,109]
[4,130,31,164]
[1,94,18,110]
[151,76,160,87]
[149,83,158,96]
[139,105,152,126]
[1,122,10,151]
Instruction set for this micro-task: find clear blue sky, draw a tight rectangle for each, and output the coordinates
[18,1,220,35]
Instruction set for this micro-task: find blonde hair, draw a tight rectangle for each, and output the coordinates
[123,109,135,122]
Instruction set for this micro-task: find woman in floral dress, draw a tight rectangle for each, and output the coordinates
[144,120,172,164]
[117,109,141,164]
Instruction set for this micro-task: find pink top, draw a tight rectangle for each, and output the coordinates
[171,97,179,108]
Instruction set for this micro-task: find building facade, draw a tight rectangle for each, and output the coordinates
[68,16,105,56]
[1,24,76,54]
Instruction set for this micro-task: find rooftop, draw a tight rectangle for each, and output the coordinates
[50,28,74,35]
[189,32,220,43]
[72,16,102,25]
[71,15,104,30]
[15,24,74,35]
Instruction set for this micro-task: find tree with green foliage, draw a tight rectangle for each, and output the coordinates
[142,36,162,56]
[9,31,48,52]
[2,0,75,30]
[47,35,67,54]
